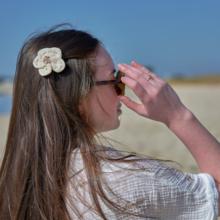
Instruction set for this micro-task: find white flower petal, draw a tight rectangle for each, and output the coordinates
[50,47,62,57]
[45,51,54,57]
[52,59,65,73]
[33,47,65,76]
[39,64,52,76]
[38,48,50,57]
[33,56,45,68]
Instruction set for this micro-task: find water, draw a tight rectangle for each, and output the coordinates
[0,95,12,114]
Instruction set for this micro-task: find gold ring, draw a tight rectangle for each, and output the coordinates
[146,74,153,81]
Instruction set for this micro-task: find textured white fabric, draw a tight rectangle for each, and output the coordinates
[66,147,219,219]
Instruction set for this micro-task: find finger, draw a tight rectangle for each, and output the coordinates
[142,72,158,86]
[131,60,144,69]
[130,61,165,86]
[120,64,157,89]
[119,63,153,85]
[121,76,150,101]
[123,63,159,87]
[130,61,159,81]
[118,63,142,80]
[119,96,148,116]
[123,63,153,80]
[130,61,152,75]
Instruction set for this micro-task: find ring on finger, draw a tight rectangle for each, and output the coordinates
[145,73,153,81]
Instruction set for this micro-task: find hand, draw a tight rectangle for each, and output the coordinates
[118,61,188,126]
[119,61,220,193]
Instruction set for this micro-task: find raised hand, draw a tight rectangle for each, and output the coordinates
[119,61,220,193]
[118,61,188,127]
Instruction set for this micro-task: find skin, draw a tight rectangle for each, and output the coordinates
[118,61,220,211]
[81,46,122,132]
[83,46,220,211]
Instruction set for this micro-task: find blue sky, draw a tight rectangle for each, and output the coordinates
[0,0,220,78]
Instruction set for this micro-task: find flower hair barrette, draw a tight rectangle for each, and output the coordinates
[33,47,66,76]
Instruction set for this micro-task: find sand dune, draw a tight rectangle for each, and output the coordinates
[1,84,220,173]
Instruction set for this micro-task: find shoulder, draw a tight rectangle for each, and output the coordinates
[100,151,219,219]
[69,147,219,219]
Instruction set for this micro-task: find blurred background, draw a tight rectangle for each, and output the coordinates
[0,0,220,172]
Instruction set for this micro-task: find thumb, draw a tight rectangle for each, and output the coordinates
[119,96,146,116]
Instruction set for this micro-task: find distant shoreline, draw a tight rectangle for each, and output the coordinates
[0,74,220,96]
[167,75,220,85]
[0,81,13,96]
[0,95,12,114]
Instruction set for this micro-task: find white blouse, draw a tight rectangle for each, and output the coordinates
[66,147,219,219]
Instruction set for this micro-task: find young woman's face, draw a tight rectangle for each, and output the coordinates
[82,46,122,132]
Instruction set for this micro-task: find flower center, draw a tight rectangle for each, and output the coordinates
[43,56,51,64]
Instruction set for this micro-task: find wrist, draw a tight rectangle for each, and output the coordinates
[167,107,195,131]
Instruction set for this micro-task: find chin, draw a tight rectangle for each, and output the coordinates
[96,113,121,133]
[109,117,121,131]
[99,118,121,133]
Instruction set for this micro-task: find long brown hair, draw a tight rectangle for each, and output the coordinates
[0,25,156,220]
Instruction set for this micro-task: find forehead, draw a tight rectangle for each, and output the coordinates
[92,46,115,80]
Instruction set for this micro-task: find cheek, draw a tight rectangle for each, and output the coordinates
[97,87,119,115]
[82,87,119,130]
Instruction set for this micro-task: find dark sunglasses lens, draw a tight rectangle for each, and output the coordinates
[115,71,125,95]
[115,83,125,96]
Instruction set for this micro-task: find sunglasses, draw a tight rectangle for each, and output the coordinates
[95,71,125,96]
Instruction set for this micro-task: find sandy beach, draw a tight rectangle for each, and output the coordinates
[0,84,220,173]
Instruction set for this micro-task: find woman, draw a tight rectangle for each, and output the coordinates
[0,25,219,219]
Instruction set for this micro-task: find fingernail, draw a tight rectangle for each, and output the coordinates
[118,64,125,69]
